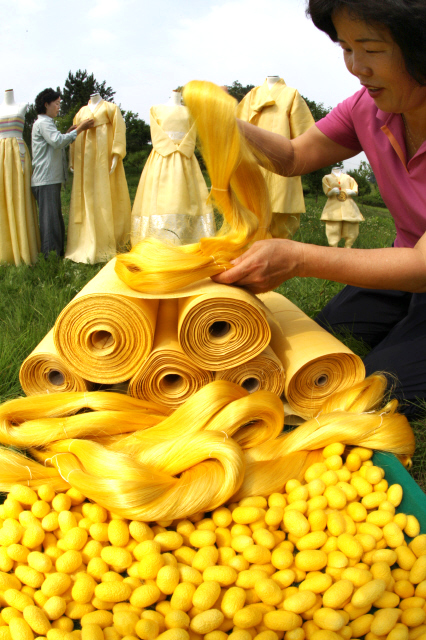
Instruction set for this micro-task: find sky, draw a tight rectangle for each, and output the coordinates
[1,0,366,169]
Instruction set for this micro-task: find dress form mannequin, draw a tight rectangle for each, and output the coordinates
[237,76,314,239]
[65,97,131,263]
[130,90,215,246]
[0,89,40,265]
[321,167,364,248]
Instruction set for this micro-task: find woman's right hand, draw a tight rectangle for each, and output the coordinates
[76,118,95,134]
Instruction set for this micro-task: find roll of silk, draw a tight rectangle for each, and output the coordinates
[215,345,285,396]
[128,299,214,408]
[19,329,91,395]
[53,263,159,384]
[177,290,271,371]
[260,291,365,417]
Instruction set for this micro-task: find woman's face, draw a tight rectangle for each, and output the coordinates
[44,98,61,118]
[332,8,426,115]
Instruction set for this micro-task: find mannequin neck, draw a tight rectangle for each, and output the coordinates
[89,93,103,111]
[332,167,342,176]
[167,91,182,106]
[4,89,15,105]
[267,76,280,89]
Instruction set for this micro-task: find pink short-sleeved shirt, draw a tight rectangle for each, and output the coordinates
[316,87,426,248]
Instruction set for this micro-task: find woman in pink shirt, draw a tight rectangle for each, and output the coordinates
[213,0,426,418]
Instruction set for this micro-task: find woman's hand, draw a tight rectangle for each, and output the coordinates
[212,239,305,293]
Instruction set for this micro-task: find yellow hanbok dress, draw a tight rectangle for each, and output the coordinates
[321,172,364,248]
[131,105,215,246]
[237,78,315,237]
[65,101,131,264]
[0,114,40,265]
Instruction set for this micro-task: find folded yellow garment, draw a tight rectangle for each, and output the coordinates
[53,263,159,384]
[19,329,91,395]
[178,290,271,371]
[129,299,214,407]
[260,291,365,417]
[215,345,285,396]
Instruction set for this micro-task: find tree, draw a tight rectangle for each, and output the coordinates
[61,69,115,116]
[122,110,151,155]
[226,81,255,102]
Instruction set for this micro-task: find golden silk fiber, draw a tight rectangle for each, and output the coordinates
[215,345,285,395]
[19,329,91,395]
[114,80,272,294]
[128,299,214,407]
[177,289,271,370]
[53,262,159,384]
[260,291,365,417]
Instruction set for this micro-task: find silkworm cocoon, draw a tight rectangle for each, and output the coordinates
[400,608,426,628]
[349,613,374,638]
[42,512,60,532]
[51,494,72,513]
[219,587,246,619]
[128,521,154,543]
[337,534,363,560]
[192,581,221,611]
[308,511,327,533]
[138,552,164,580]
[37,485,55,503]
[304,464,328,483]
[263,611,302,632]
[156,630,190,640]
[93,581,132,603]
[9,616,35,639]
[23,605,51,635]
[130,584,161,608]
[80,610,113,628]
[355,534,376,553]
[190,609,224,634]
[4,589,35,612]
[321,580,353,609]
[235,570,268,590]
[10,485,38,506]
[215,529,233,549]
[59,527,88,552]
[324,487,346,510]
[283,512,309,538]
[57,511,77,533]
[154,532,184,551]
[27,551,52,574]
[55,551,83,575]
[156,566,180,595]
[283,591,317,614]
[42,596,67,621]
[372,590,400,609]
[253,579,281,607]
[135,618,161,640]
[192,547,219,571]
[350,476,372,497]
[134,540,161,560]
[243,545,271,565]
[386,623,409,640]
[41,574,72,598]
[231,536,253,554]
[366,510,393,527]
[177,566,203,587]
[326,513,345,538]
[107,520,129,548]
[313,609,346,632]
[188,530,217,549]
[295,551,327,572]
[271,548,293,571]
[386,484,403,507]
[371,548,398,566]
[31,500,50,519]
[233,606,263,629]
[284,501,308,515]
[166,583,194,613]
[203,566,237,587]
[7,544,29,564]
[288,487,309,503]
[405,516,421,539]
[252,530,275,550]
[164,609,190,630]
[88,523,109,543]
[14,566,44,589]
[320,471,339,487]
[368,608,400,636]
[81,624,104,640]
[351,580,387,608]
[394,580,415,599]
[409,535,426,558]
[174,547,196,566]
[409,557,426,585]
[232,508,264,525]
[65,602,94,619]
[100,547,132,571]
[0,520,22,546]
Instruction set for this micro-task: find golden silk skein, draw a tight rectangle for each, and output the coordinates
[114,80,273,294]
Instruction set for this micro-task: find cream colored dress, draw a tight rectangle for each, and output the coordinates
[131,105,215,246]
[65,100,131,264]
[321,173,364,248]
[0,114,40,265]
[237,78,315,237]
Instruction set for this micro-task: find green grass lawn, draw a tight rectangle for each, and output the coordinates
[1,185,424,490]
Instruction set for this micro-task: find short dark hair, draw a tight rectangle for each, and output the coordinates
[306,0,426,85]
[35,88,61,114]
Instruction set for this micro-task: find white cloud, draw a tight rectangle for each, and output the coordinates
[87,28,117,45]
[87,0,121,20]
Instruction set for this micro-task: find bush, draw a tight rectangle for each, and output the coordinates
[359,191,387,208]
[123,148,151,172]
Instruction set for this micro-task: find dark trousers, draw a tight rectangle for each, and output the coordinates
[315,285,426,419]
[32,183,64,257]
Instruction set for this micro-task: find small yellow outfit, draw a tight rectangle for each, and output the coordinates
[66,101,131,264]
[321,172,364,248]
[0,115,40,265]
[131,105,215,246]
[236,78,314,237]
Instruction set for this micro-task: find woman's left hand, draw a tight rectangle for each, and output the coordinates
[211,239,305,293]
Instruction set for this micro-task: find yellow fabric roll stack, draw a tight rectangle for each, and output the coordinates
[261,291,365,417]
[53,264,159,384]
[178,290,271,370]
[19,329,91,395]
[215,345,285,396]
[129,299,214,407]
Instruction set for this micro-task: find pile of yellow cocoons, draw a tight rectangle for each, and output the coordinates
[0,444,425,640]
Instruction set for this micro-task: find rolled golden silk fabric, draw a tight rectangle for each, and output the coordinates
[215,345,285,396]
[178,289,271,371]
[54,263,159,384]
[19,329,91,395]
[129,299,214,407]
[260,291,365,417]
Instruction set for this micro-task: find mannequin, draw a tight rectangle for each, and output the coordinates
[130,90,215,246]
[321,167,364,248]
[0,89,40,265]
[65,96,131,263]
[236,76,315,238]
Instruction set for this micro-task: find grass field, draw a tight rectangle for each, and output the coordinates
[1,177,424,490]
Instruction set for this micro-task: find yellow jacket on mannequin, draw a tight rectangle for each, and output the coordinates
[236,77,314,237]
[321,168,364,248]
[66,97,131,264]
[131,93,215,247]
